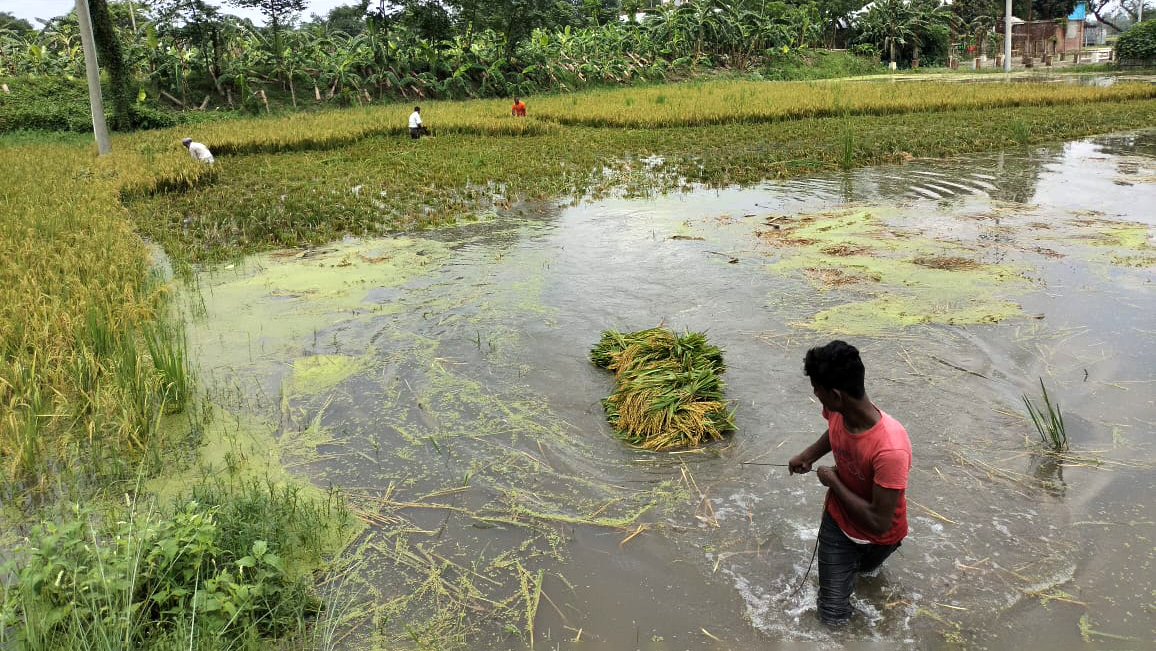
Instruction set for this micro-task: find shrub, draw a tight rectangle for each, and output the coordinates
[762,49,886,81]
[0,75,183,133]
[850,43,881,60]
[129,103,179,130]
[0,480,348,649]
[1116,20,1156,61]
[0,76,92,132]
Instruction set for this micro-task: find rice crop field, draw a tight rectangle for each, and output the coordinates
[0,143,187,495]
[126,95,1156,264]
[532,78,1156,128]
[5,78,1156,495]
[2,75,1156,650]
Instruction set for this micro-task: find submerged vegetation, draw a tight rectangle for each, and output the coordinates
[592,327,733,450]
[759,208,1027,332]
[4,79,1155,490]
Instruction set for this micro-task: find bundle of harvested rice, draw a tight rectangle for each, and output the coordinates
[590,327,734,451]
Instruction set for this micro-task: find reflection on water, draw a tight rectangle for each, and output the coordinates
[184,130,1156,650]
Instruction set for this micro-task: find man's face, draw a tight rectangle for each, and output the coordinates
[810,378,841,412]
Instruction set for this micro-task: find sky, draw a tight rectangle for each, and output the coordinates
[0,1,362,27]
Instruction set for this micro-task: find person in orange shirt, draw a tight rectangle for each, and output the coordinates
[789,340,912,625]
[511,97,527,117]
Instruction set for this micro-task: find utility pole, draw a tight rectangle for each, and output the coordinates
[1003,0,1012,72]
[76,0,111,154]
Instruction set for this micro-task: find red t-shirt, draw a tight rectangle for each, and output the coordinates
[823,406,911,545]
[512,101,527,116]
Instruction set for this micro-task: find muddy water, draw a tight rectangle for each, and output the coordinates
[183,131,1156,650]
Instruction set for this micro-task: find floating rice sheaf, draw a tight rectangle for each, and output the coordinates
[590,327,734,451]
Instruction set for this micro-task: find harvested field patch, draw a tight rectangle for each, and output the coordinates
[911,255,983,271]
[1033,246,1065,258]
[821,242,872,256]
[803,265,880,286]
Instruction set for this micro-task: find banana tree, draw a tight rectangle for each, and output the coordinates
[857,0,918,67]
[968,14,996,60]
[0,30,25,75]
[908,0,955,67]
[319,34,367,103]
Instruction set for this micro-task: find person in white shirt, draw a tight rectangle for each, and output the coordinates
[181,137,214,163]
[408,106,428,139]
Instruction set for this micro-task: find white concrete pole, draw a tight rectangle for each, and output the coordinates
[1004,0,1012,72]
[76,0,111,154]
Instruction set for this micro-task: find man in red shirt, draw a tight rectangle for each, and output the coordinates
[789,340,911,624]
[512,97,527,117]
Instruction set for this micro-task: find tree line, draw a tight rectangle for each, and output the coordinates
[0,0,1120,130]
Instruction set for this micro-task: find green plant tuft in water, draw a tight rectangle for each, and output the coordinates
[1023,377,1067,451]
[839,120,855,170]
[591,327,733,451]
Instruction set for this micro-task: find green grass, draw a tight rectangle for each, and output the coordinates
[0,477,352,651]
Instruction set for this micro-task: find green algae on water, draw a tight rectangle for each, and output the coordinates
[807,294,1023,335]
[287,354,364,395]
[761,208,1029,334]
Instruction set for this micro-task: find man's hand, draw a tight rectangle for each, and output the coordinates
[790,430,831,475]
[816,465,838,487]
[788,454,812,475]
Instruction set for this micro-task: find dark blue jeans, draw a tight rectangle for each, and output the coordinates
[816,509,901,624]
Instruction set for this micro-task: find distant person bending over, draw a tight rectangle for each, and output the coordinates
[409,106,428,139]
[181,137,214,163]
[789,340,912,625]
[511,97,527,117]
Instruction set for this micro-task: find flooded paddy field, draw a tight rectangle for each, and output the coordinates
[181,131,1156,650]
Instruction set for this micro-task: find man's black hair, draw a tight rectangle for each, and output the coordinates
[804,340,866,398]
[414,106,420,111]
